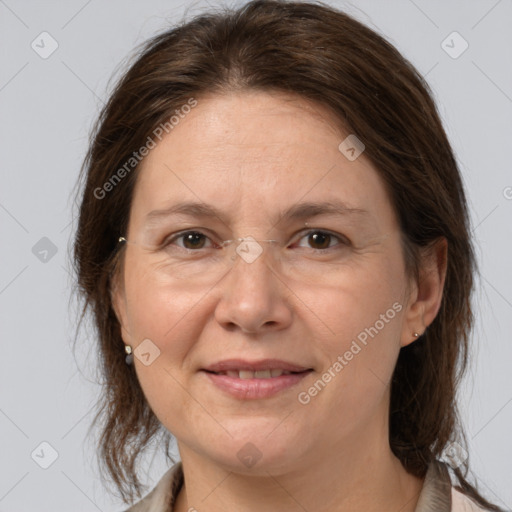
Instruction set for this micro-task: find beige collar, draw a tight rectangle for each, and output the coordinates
[414,460,452,511]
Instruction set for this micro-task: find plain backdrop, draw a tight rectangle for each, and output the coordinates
[0,1,511,511]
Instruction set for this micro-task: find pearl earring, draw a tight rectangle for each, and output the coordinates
[125,344,133,365]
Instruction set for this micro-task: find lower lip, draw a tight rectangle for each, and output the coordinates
[201,370,312,399]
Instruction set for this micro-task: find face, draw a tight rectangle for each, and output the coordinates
[113,90,418,475]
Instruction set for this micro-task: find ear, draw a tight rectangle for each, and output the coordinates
[110,267,132,345]
[400,237,448,348]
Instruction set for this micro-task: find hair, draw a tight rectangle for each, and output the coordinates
[72,0,503,509]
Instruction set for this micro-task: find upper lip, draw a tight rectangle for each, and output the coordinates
[202,359,313,373]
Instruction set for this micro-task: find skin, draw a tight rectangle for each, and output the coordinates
[112,90,447,512]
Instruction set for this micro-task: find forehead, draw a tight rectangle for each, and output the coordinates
[127,91,396,233]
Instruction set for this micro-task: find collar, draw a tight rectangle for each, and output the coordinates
[414,459,452,512]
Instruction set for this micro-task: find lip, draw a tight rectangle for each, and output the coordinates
[202,358,312,373]
[201,370,313,401]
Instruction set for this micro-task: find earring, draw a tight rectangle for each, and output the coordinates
[413,332,420,339]
[125,344,133,365]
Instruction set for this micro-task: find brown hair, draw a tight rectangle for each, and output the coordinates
[72,0,503,509]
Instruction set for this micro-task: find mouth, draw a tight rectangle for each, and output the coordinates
[200,368,314,399]
[203,369,309,379]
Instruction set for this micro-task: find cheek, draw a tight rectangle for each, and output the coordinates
[124,280,203,427]
[122,256,209,390]
[297,250,405,347]
[296,253,405,409]
[122,255,201,343]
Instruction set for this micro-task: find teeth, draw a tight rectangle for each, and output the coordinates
[255,370,271,379]
[215,369,294,379]
[239,370,255,379]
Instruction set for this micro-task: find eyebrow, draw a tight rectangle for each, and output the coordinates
[144,200,370,227]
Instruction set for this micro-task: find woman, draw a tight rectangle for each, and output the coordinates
[73,1,505,511]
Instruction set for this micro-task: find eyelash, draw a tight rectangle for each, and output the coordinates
[160,229,350,253]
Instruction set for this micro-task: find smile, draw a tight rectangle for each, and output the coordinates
[209,369,298,378]
[201,369,313,399]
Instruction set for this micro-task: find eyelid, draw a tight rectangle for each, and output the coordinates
[293,228,350,247]
[162,229,219,249]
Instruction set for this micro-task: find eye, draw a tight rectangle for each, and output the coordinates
[294,229,349,251]
[160,229,349,252]
[162,230,216,250]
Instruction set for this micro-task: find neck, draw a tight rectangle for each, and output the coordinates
[173,424,424,512]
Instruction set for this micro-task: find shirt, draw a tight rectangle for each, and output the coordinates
[124,459,488,512]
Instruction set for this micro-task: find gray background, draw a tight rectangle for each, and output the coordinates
[1,0,511,510]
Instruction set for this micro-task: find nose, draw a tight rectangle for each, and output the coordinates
[213,242,293,334]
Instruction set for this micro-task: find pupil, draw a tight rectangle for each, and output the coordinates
[184,232,205,249]
[309,232,330,249]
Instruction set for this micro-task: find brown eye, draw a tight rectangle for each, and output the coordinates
[308,232,331,250]
[182,232,207,249]
[163,231,213,250]
[295,229,348,251]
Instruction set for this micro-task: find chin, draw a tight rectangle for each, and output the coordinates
[205,429,306,476]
